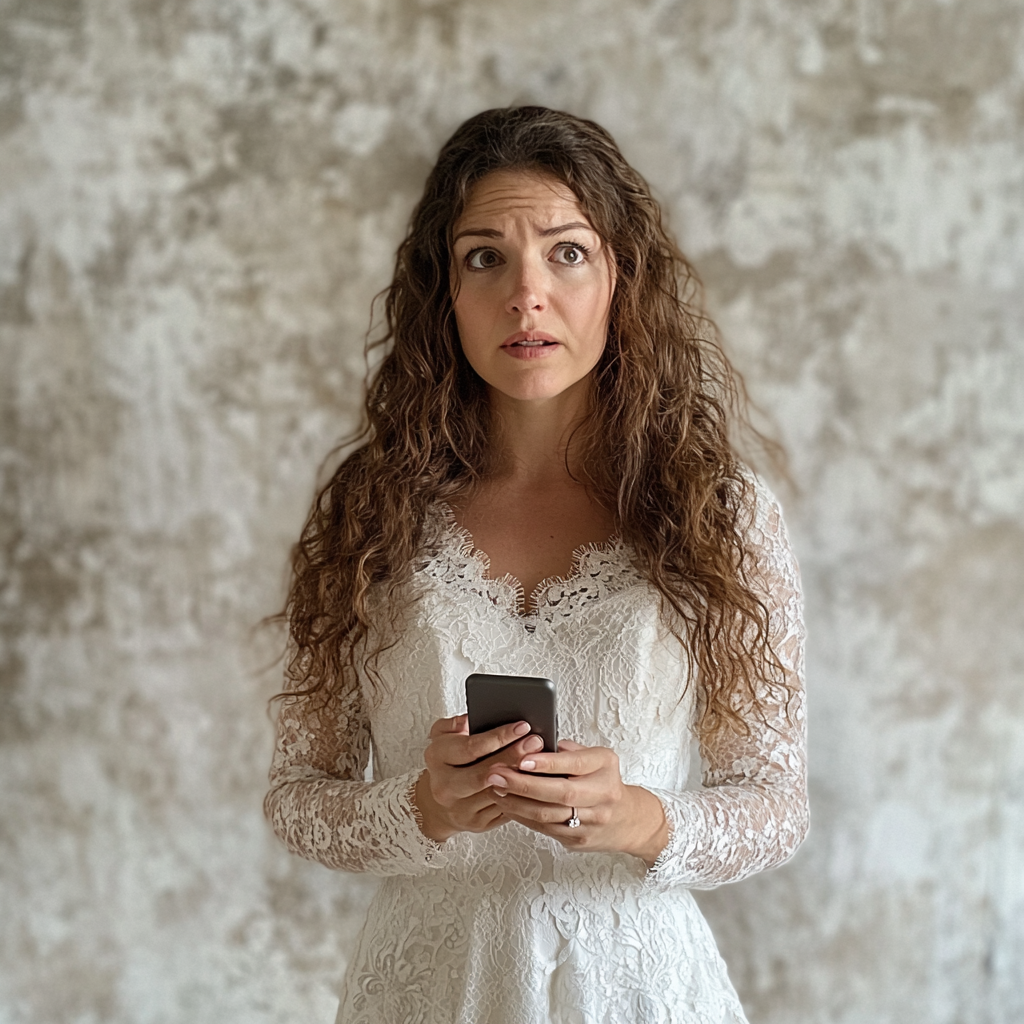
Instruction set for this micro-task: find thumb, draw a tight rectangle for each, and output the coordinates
[430,713,469,738]
[557,738,584,751]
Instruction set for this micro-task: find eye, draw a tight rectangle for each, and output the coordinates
[552,242,591,266]
[465,248,503,270]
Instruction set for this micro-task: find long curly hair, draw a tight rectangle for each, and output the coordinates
[280,106,790,738]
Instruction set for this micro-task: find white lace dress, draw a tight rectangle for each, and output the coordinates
[265,475,807,1024]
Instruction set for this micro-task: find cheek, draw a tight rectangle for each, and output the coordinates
[452,291,481,344]
[569,275,613,337]
[452,288,498,368]
[453,276,493,323]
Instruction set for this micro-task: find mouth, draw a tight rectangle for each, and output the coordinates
[501,331,560,349]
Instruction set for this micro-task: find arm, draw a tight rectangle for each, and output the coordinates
[644,476,808,892]
[263,675,449,876]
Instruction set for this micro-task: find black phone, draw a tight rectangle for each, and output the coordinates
[465,673,558,755]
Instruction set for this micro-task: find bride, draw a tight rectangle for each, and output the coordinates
[265,105,808,1024]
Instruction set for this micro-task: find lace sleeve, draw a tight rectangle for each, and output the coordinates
[263,673,448,876]
[644,475,808,892]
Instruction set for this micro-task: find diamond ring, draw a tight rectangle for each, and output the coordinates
[566,808,581,829]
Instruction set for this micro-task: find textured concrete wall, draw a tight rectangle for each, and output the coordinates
[1,2,1022,1022]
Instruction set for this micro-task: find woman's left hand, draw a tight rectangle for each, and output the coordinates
[485,740,669,868]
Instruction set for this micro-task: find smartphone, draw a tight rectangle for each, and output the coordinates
[465,673,558,756]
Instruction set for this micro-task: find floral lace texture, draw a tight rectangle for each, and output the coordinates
[264,474,807,1024]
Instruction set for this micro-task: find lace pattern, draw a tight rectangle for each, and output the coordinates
[425,500,642,624]
[264,473,807,1023]
[644,483,808,892]
[264,686,448,875]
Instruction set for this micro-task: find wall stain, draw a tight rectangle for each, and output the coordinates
[0,236,35,325]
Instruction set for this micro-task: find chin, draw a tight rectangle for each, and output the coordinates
[488,373,583,403]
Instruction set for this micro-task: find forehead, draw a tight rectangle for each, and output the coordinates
[453,169,593,231]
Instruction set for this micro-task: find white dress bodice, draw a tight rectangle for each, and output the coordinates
[265,475,808,1024]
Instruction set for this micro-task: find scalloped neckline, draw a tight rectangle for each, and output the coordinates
[433,501,624,618]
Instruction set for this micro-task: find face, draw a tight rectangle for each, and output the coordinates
[450,169,615,406]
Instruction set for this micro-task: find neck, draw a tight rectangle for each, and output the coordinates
[486,379,592,487]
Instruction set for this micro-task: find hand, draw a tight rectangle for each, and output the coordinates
[484,740,670,867]
[414,715,546,843]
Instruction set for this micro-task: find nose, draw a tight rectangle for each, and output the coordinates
[505,258,545,315]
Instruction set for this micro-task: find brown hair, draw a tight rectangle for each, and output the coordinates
[279,106,791,737]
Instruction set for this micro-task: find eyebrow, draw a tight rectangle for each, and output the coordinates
[452,221,597,243]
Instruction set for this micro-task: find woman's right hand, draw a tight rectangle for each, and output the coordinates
[414,714,544,843]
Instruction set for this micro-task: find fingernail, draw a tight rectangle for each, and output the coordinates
[524,736,543,752]
[519,760,536,771]
[486,774,507,789]
[513,721,530,736]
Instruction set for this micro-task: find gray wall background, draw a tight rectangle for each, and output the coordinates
[1,1,1022,1022]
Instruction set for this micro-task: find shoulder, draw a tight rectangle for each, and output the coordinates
[729,464,786,531]
[729,467,801,600]
[727,465,798,570]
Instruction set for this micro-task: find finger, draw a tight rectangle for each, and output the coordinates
[429,735,540,792]
[440,779,508,809]
[429,714,468,739]
[426,734,543,797]
[460,788,504,815]
[435,731,542,775]
[501,814,556,840]
[517,746,609,778]
[448,720,534,766]
[557,739,584,751]
[475,732,545,770]
[476,806,509,831]
[435,761,514,801]
[429,726,536,770]
[486,769,590,808]
[497,796,574,826]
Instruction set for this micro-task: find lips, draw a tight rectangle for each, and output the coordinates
[501,331,559,349]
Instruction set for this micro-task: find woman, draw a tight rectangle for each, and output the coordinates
[265,106,807,1024]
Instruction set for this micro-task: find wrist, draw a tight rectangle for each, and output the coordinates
[625,786,669,868]
[414,770,457,844]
